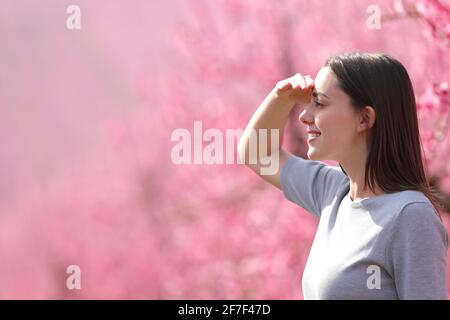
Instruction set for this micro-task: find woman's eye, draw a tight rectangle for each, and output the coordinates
[313,100,324,107]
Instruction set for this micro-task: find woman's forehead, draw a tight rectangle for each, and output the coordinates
[314,67,338,92]
[314,67,349,101]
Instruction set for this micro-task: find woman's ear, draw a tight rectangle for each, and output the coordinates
[357,106,376,132]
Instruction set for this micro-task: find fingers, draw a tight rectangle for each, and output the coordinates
[293,73,305,89]
[276,73,314,96]
[304,75,314,88]
[293,73,314,90]
[276,80,292,92]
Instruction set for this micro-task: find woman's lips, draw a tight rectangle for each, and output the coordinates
[307,133,321,143]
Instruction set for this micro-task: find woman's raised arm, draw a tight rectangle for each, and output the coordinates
[238,73,314,189]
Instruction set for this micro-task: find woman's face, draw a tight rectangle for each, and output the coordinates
[299,66,360,162]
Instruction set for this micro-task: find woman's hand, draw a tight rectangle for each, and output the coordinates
[274,73,315,106]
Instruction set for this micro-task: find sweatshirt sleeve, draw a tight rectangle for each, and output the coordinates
[279,155,347,217]
[388,202,449,300]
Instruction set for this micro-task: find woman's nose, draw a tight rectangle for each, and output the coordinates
[299,108,313,125]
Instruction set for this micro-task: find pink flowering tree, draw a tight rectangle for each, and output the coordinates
[0,0,449,299]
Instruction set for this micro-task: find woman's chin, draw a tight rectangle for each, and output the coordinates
[307,149,324,161]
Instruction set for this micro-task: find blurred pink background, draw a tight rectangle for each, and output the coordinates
[0,0,185,209]
[0,0,449,299]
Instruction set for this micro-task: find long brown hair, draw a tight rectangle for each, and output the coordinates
[325,52,443,217]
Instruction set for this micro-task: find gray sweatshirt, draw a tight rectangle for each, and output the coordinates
[280,155,448,300]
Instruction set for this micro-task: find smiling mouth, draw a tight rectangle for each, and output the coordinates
[307,133,321,143]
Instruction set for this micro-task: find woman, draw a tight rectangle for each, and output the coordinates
[238,52,448,299]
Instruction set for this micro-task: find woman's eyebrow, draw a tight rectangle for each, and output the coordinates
[312,90,330,99]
